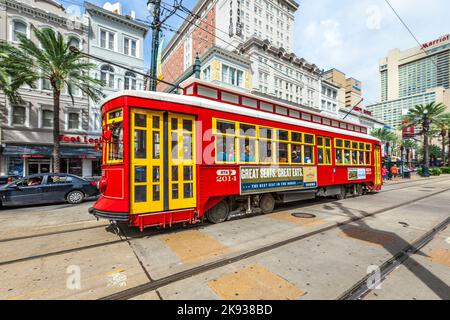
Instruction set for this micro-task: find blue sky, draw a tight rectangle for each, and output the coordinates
[60,0,450,105]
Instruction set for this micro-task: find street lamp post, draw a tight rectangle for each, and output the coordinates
[422,109,430,177]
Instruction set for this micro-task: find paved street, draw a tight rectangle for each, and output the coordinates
[0,176,449,300]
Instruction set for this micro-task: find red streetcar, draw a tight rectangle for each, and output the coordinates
[89,79,382,231]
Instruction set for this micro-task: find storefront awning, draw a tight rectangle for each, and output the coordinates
[2,145,101,159]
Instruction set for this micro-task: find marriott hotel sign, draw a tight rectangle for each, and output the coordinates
[421,34,449,49]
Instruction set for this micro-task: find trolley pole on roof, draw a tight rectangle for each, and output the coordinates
[147,0,182,91]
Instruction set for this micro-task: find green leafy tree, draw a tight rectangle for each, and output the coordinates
[8,29,105,172]
[403,102,447,167]
[0,41,37,104]
[371,128,397,159]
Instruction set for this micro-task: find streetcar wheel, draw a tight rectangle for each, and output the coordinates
[259,194,275,214]
[67,190,85,204]
[336,186,346,200]
[356,184,364,197]
[207,201,229,224]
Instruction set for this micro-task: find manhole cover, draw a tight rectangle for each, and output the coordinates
[291,213,316,219]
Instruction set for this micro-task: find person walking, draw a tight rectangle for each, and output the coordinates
[382,165,388,182]
[391,164,399,180]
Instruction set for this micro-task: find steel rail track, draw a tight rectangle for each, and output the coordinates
[0,179,447,269]
[337,216,450,300]
[98,186,450,300]
[0,224,108,244]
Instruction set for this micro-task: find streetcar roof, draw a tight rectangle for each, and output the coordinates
[100,90,381,143]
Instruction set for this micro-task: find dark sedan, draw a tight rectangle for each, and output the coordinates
[0,173,99,207]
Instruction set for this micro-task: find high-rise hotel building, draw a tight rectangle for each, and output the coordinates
[368,34,450,129]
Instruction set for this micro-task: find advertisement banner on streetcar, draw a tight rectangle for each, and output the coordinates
[348,168,367,181]
[240,166,318,195]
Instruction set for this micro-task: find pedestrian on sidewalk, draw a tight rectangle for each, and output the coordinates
[391,164,399,180]
[382,165,388,182]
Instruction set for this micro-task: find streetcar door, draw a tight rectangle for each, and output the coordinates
[374,145,382,185]
[168,113,196,210]
[131,109,164,214]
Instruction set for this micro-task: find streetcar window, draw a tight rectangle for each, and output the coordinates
[259,128,273,163]
[323,118,331,126]
[313,116,321,123]
[352,142,358,149]
[183,166,193,181]
[277,130,289,141]
[171,118,178,130]
[109,110,122,120]
[359,143,365,150]
[276,142,289,164]
[318,137,332,165]
[134,166,147,183]
[352,151,358,165]
[366,143,371,151]
[332,120,339,127]
[215,135,235,163]
[172,166,178,181]
[134,129,146,159]
[134,185,146,203]
[184,183,193,198]
[336,139,343,148]
[153,116,160,129]
[153,166,160,183]
[171,132,178,160]
[301,113,311,121]
[291,144,302,164]
[183,119,193,132]
[366,151,371,165]
[289,110,300,118]
[260,102,273,112]
[107,121,123,162]
[135,114,146,127]
[304,146,314,164]
[216,120,235,135]
[239,123,256,137]
[242,97,257,108]
[260,127,273,139]
[336,149,343,164]
[153,185,160,201]
[276,106,288,115]
[239,138,256,163]
[183,133,193,160]
[359,152,365,165]
[304,134,315,144]
[153,132,160,159]
[344,140,351,148]
[291,132,302,143]
[172,184,179,199]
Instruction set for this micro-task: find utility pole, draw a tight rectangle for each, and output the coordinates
[148,0,161,91]
[147,0,181,91]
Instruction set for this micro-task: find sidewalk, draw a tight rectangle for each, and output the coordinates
[383,174,448,185]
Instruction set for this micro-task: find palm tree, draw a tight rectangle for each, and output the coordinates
[401,139,418,165]
[0,41,37,104]
[8,29,104,173]
[371,128,397,159]
[403,102,447,169]
[435,113,450,166]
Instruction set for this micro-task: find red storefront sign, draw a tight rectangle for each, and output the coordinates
[402,121,415,138]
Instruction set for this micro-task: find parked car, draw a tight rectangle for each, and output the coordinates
[0,173,99,207]
[0,175,20,186]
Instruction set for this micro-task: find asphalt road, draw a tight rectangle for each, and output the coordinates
[0,176,449,300]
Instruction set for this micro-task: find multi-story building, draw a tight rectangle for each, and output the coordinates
[323,69,363,109]
[160,0,323,110]
[368,34,450,129]
[84,2,148,134]
[0,0,98,177]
